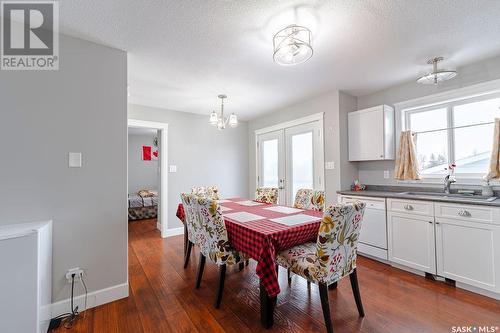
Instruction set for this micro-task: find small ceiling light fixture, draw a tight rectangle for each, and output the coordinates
[273,24,313,66]
[417,57,457,85]
[209,94,238,130]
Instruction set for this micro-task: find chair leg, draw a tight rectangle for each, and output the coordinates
[319,283,334,333]
[245,259,249,266]
[183,241,193,268]
[349,268,365,317]
[195,254,206,289]
[183,224,188,255]
[275,265,279,278]
[329,282,338,290]
[214,264,227,308]
[307,280,311,288]
[287,269,292,285]
[238,262,244,271]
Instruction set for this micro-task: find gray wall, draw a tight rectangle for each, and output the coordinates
[248,90,357,205]
[0,35,128,302]
[128,132,159,193]
[356,54,500,187]
[128,104,249,229]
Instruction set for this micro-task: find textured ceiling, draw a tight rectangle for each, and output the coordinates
[58,0,500,120]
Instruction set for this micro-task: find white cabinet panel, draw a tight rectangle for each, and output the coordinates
[435,202,499,225]
[388,212,436,274]
[348,105,394,161]
[436,218,500,292]
[388,198,434,216]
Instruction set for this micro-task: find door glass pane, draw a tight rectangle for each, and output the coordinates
[454,123,494,174]
[262,139,279,187]
[291,132,313,201]
[414,130,448,175]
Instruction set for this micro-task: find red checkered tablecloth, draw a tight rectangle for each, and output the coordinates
[176,198,322,297]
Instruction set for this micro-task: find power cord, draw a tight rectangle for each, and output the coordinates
[79,274,88,319]
[63,273,79,328]
[49,271,89,330]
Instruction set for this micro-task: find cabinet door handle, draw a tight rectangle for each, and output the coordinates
[428,221,433,224]
[458,209,471,217]
[404,204,414,211]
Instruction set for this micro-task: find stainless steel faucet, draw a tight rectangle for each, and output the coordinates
[444,174,456,194]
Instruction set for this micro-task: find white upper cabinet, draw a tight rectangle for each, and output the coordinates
[348,105,395,161]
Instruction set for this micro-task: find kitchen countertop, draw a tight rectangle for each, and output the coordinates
[337,186,500,207]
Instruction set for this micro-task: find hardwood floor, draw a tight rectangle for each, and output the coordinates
[52,218,500,333]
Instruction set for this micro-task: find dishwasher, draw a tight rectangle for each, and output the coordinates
[339,195,388,260]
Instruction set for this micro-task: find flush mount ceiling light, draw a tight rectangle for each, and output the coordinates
[417,57,457,85]
[273,24,313,66]
[209,95,238,130]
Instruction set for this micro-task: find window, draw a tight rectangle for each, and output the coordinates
[404,94,500,177]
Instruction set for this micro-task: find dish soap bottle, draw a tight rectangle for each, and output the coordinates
[482,180,494,197]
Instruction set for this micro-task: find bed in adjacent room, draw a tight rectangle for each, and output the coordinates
[128,190,158,221]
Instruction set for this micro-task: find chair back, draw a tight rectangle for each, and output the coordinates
[192,196,240,265]
[293,189,325,211]
[255,187,278,204]
[180,193,203,244]
[191,185,220,200]
[314,202,366,284]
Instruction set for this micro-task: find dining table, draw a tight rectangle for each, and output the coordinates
[176,197,323,328]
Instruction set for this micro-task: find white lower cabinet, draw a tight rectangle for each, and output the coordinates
[387,212,436,274]
[435,218,500,292]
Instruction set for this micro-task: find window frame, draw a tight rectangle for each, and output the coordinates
[400,89,500,183]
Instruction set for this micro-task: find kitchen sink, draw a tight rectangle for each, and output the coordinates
[398,191,497,202]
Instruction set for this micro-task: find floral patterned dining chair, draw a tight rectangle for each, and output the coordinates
[191,195,247,308]
[293,189,325,211]
[191,185,220,200]
[180,193,203,268]
[276,202,366,333]
[255,187,278,204]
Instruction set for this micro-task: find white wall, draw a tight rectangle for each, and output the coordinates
[248,90,358,205]
[356,54,500,187]
[128,132,159,193]
[0,35,128,303]
[128,104,249,229]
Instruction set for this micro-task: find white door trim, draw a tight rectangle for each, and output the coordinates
[128,119,169,238]
[254,112,324,135]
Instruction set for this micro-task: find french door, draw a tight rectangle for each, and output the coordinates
[257,120,324,205]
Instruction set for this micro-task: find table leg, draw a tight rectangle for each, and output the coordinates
[260,282,276,328]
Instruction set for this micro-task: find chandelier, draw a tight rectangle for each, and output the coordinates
[273,25,313,66]
[209,95,238,130]
[417,57,457,85]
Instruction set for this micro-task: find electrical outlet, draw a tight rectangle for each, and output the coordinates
[66,267,84,282]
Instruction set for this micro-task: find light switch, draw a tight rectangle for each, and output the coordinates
[169,165,177,173]
[69,152,82,168]
[325,161,335,170]
[384,170,390,179]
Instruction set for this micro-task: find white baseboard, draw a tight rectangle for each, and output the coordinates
[163,226,184,238]
[51,282,129,317]
[456,282,500,300]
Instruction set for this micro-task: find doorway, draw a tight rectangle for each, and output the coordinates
[128,119,169,238]
[255,113,324,205]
